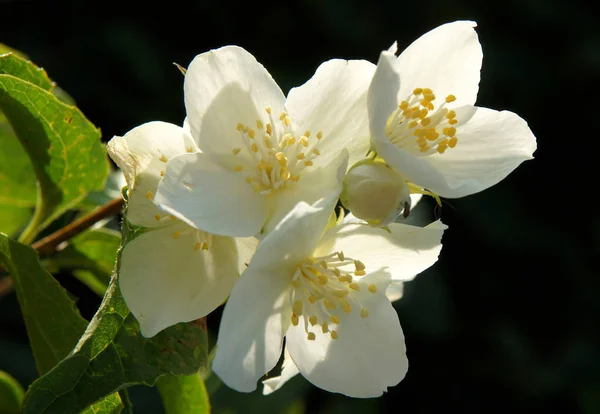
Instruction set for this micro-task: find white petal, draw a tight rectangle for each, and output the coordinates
[184,46,285,156]
[286,270,407,397]
[119,222,241,338]
[154,152,269,237]
[386,282,405,302]
[251,197,338,272]
[373,138,449,197]
[107,122,196,228]
[212,262,292,393]
[316,220,446,282]
[369,49,402,150]
[286,59,375,168]
[262,149,348,236]
[233,236,259,274]
[426,106,537,197]
[396,21,482,107]
[262,347,300,395]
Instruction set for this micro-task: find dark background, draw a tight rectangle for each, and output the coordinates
[1,0,599,413]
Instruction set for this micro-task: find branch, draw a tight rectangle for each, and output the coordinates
[0,198,124,297]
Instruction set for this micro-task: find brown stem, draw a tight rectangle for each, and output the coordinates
[0,198,124,297]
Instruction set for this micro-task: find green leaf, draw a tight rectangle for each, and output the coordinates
[0,53,53,90]
[0,43,28,59]
[0,56,109,243]
[0,233,90,374]
[0,205,32,237]
[49,228,121,296]
[0,234,123,413]
[0,370,24,414]
[22,208,209,414]
[157,374,210,414]
[79,393,123,414]
[0,111,37,209]
[0,110,36,236]
[79,170,126,213]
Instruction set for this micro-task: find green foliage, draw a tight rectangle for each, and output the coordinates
[0,234,123,413]
[157,374,210,414]
[50,228,121,296]
[0,53,109,242]
[0,233,90,375]
[0,370,24,414]
[0,111,36,236]
[0,53,53,90]
[79,393,125,414]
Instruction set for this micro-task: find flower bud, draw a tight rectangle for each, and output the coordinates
[340,159,411,226]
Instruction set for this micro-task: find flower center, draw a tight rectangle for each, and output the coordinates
[385,88,459,155]
[232,107,324,195]
[289,251,377,341]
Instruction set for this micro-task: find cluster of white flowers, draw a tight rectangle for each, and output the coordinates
[107,21,536,398]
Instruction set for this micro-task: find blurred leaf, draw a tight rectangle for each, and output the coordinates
[0,205,32,237]
[0,55,109,243]
[0,234,123,412]
[157,374,210,414]
[50,228,121,296]
[80,170,126,212]
[0,370,24,414]
[21,208,209,414]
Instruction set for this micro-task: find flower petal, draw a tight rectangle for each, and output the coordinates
[251,196,338,273]
[262,149,348,236]
[426,106,537,197]
[395,21,482,107]
[119,222,241,338]
[386,282,405,302]
[185,46,285,156]
[233,236,259,274]
[315,220,446,282]
[154,152,269,237]
[107,122,196,228]
[286,59,375,168]
[262,347,300,395]
[369,49,402,150]
[212,261,292,393]
[286,270,407,397]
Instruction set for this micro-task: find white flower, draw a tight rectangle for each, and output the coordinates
[107,122,257,338]
[369,21,537,198]
[340,158,412,225]
[154,46,375,238]
[212,196,446,397]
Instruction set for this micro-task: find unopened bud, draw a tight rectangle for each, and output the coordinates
[340,159,411,226]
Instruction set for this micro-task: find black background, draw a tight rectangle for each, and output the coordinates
[1,0,599,413]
